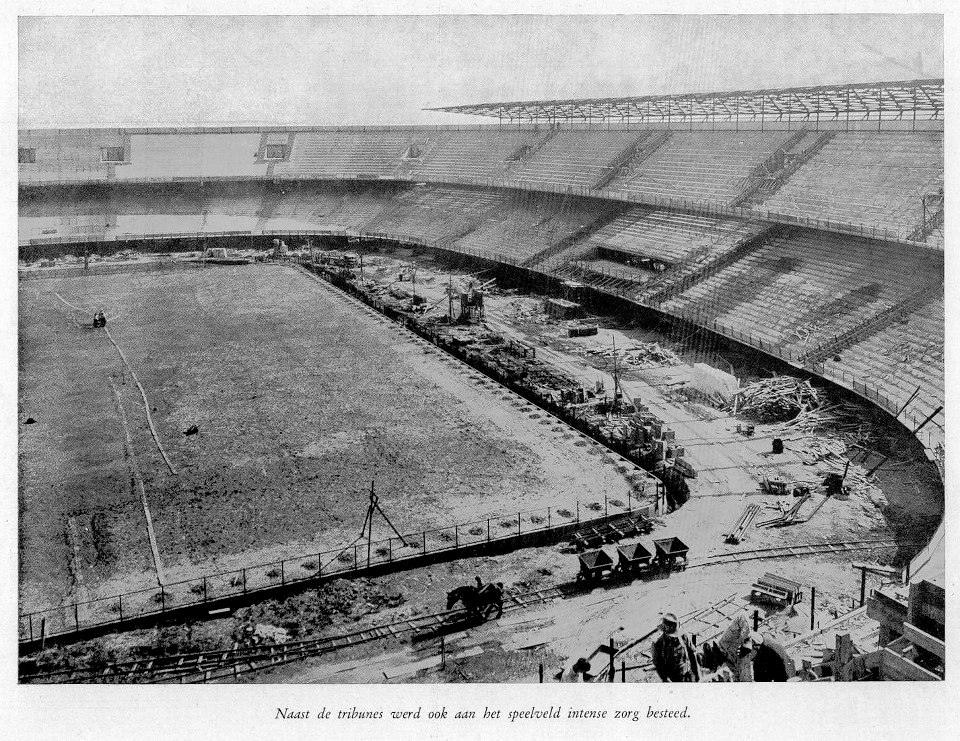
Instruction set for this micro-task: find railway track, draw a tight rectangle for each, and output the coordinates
[19,537,909,685]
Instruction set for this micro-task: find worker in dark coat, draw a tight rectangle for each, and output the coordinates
[652,613,699,682]
[746,632,795,681]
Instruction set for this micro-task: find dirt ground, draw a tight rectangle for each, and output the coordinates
[18,262,636,613]
[18,250,942,683]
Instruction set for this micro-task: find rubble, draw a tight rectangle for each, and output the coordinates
[730,376,821,423]
[584,341,682,370]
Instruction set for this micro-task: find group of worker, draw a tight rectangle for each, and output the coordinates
[92,311,107,328]
[652,611,795,682]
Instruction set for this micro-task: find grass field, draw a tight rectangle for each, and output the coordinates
[18,263,636,613]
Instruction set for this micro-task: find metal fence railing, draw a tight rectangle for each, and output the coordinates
[20,497,652,644]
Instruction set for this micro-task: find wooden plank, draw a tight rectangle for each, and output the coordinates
[881,646,941,681]
[902,623,945,660]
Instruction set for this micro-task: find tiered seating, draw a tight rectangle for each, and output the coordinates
[263,186,347,232]
[201,188,266,232]
[113,213,206,236]
[823,294,944,422]
[115,134,269,180]
[660,230,939,355]
[408,130,540,183]
[607,132,791,204]
[19,130,118,183]
[366,186,508,244]
[318,187,396,230]
[275,131,415,179]
[573,258,656,285]
[449,193,616,263]
[580,207,760,263]
[760,132,943,237]
[512,131,643,189]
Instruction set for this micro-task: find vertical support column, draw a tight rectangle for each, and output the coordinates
[608,638,616,682]
[810,586,816,630]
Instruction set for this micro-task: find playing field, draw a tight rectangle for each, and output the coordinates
[18,263,637,612]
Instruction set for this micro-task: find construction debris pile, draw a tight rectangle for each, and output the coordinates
[584,341,682,370]
[731,376,821,423]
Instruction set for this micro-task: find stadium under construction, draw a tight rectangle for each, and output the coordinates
[17,78,944,684]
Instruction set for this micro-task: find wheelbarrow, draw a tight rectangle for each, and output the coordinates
[576,548,614,582]
[653,536,690,570]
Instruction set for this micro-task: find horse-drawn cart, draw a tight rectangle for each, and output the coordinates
[576,548,614,582]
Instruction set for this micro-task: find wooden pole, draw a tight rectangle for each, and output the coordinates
[440,635,446,670]
[621,661,626,683]
[753,610,760,632]
[810,586,816,630]
[608,638,615,682]
[539,663,544,683]
[860,568,867,607]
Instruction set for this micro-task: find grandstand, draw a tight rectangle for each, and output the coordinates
[510,130,644,190]
[605,131,792,204]
[407,130,540,182]
[758,132,944,235]
[576,207,763,264]
[657,229,941,354]
[17,78,945,685]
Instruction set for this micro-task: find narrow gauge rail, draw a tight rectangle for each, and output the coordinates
[20,537,909,684]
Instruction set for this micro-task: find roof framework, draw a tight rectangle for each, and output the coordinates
[428,79,944,127]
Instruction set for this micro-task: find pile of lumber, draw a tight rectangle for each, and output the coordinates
[730,376,820,423]
[726,504,760,544]
[585,342,682,369]
[757,490,812,528]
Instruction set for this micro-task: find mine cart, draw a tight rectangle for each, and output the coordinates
[615,542,654,576]
[572,526,607,551]
[653,537,690,570]
[576,549,614,582]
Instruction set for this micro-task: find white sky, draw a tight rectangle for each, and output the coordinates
[18,13,943,127]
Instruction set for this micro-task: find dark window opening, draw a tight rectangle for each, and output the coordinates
[19,148,36,164]
[101,147,125,162]
[264,144,286,160]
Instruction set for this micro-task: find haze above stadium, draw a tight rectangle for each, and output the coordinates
[18,14,943,128]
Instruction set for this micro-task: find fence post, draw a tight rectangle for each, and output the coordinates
[160,586,166,613]
[423,531,427,553]
[281,560,286,584]
[29,614,34,642]
[547,508,551,528]
[455,525,459,549]
[576,501,580,523]
[628,488,632,512]
[487,519,491,542]
[118,595,123,621]
[605,495,608,517]
[388,538,393,563]
[518,513,521,536]
[203,576,208,603]
[317,554,322,578]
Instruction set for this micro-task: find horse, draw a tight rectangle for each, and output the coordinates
[446,582,504,621]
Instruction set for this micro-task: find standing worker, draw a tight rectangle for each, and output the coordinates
[746,632,795,681]
[652,613,699,682]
